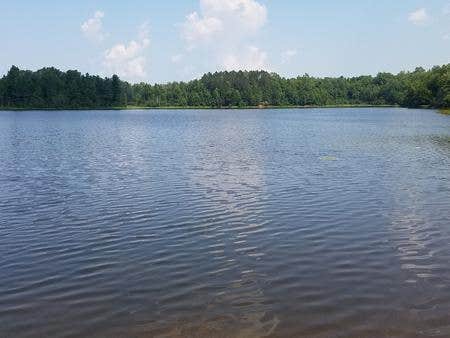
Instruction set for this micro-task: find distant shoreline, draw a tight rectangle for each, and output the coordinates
[2,65,448,112]
[1,104,446,112]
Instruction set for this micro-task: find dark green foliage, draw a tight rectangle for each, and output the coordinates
[0,64,449,109]
[0,66,127,109]
[129,65,449,108]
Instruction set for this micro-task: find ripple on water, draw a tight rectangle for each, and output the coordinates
[0,108,450,337]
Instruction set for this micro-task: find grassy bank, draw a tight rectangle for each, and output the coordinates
[0,104,402,111]
[126,104,399,110]
[1,104,448,112]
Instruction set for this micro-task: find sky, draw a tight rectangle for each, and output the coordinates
[1,0,449,83]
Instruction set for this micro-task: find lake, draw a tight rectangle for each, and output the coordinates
[1,108,450,338]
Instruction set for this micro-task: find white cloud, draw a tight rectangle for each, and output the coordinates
[103,23,150,82]
[200,0,267,32]
[137,22,150,43]
[444,3,450,15]
[180,0,269,71]
[408,8,429,25]
[281,49,298,64]
[182,12,223,48]
[81,11,106,43]
[171,54,184,63]
[222,46,268,71]
[182,0,267,46]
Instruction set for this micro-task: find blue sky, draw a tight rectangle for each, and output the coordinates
[1,0,449,83]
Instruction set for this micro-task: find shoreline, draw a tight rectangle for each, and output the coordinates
[1,104,446,112]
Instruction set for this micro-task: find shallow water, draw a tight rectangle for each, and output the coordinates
[1,108,450,337]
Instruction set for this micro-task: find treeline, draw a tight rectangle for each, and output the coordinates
[0,64,449,109]
[0,66,125,109]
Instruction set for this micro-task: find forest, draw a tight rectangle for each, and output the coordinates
[0,64,449,109]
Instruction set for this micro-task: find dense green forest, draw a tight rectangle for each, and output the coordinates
[0,64,449,109]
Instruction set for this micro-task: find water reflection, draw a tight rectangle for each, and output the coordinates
[387,133,450,283]
[161,114,279,336]
[1,109,450,337]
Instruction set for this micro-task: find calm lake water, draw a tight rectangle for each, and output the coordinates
[1,108,450,338]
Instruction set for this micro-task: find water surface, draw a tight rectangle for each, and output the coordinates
[1,108,450,337]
